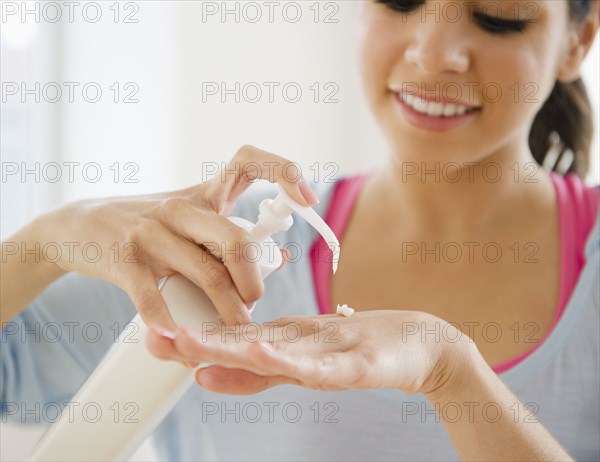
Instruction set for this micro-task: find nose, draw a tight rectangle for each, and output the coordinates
[404,20,470,75]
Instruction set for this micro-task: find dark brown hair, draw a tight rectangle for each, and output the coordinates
[529,0,594,178]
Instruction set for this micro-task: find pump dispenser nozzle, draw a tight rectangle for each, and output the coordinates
[249,185,340,274]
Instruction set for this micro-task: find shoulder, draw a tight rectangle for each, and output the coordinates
[580,181,599,261]
[551,173,599,261]
[579,181,599,304]
[584,197,599,262]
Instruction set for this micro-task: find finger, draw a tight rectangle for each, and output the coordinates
[175,326,365,388]
[255,350,367,388]
[154,198,264,306]
[204,145,319,215]
[261,316,348,355]
[174,327,283,377]
[123,266,177,330]
[140,223,251,325]
[195,366,299,395]
[146,327,197,368]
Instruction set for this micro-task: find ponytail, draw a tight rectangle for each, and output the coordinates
[528,0,594,179]
[529,79,593,178]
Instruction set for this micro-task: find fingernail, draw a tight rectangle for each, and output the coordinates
[155,327,176,341]
[196,368,207,386]
[185,360,200,368]
[298,179,319,206]
[246,302,256,311]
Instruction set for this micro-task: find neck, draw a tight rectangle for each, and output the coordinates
[367,143,556,239]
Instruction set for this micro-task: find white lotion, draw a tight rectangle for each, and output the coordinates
[336,304,354,317]
[30,185,340,462]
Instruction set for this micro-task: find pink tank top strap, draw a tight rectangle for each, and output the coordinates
[549,173,599,315]
[493,173,598,373]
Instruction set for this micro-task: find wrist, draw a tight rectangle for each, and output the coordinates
[24,211,69,277]
[422,327,483,403]
[0,212,68,322]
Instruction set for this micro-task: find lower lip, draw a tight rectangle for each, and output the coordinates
[394,93,480,132]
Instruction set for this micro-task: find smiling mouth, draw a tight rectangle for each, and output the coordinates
[396,92,482,118]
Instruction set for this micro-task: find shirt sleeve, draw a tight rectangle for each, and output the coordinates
[1,273,136,425]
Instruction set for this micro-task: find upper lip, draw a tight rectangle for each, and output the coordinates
[389,86,482,109]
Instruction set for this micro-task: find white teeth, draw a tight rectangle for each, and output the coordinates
[401,94,473,117]
[427,102,444,117]
[405,94,429,114]
[443,104,457,117]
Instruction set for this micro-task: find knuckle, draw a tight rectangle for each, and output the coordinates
[231,309,252,325]
[227,226,252,249]
[188,249,211,270]
[236,144,256,156]
[133,288,161,319]
[219,227,255,266]
[200,262,231,291]
[125,221,141,244]
[234,144,255,163]
[126,218,155,245]
[157,197,191,217]
[243,281,265,305]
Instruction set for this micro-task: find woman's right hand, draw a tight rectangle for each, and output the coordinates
[4,146,319,330]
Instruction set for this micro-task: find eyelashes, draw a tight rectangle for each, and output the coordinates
[375,0,423,13]
[472,12,529,34]
[374,0,531,35]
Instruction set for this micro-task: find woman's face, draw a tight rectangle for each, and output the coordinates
[358,0,573,166]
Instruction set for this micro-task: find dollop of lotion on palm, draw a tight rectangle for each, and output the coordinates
[336,304,354,317]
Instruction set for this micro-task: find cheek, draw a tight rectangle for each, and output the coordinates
[358,17,402,110]
[477,37,560,140]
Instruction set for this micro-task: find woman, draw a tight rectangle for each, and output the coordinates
[2,1,599,460]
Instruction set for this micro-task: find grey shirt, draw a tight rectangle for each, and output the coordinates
[2,180,599,461]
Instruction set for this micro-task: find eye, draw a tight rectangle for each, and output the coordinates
[473,12,529,34]
[374,0,423,13]
[374,0,531,34]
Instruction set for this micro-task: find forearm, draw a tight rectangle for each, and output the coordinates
[425,343,572,462]
[1,215,67,324]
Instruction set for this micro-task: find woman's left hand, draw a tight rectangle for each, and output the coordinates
[147,310,475,396]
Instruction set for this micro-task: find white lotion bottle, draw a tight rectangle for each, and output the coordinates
[30,185,340,462]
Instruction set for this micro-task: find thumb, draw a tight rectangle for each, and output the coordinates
[195,366,299,395]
